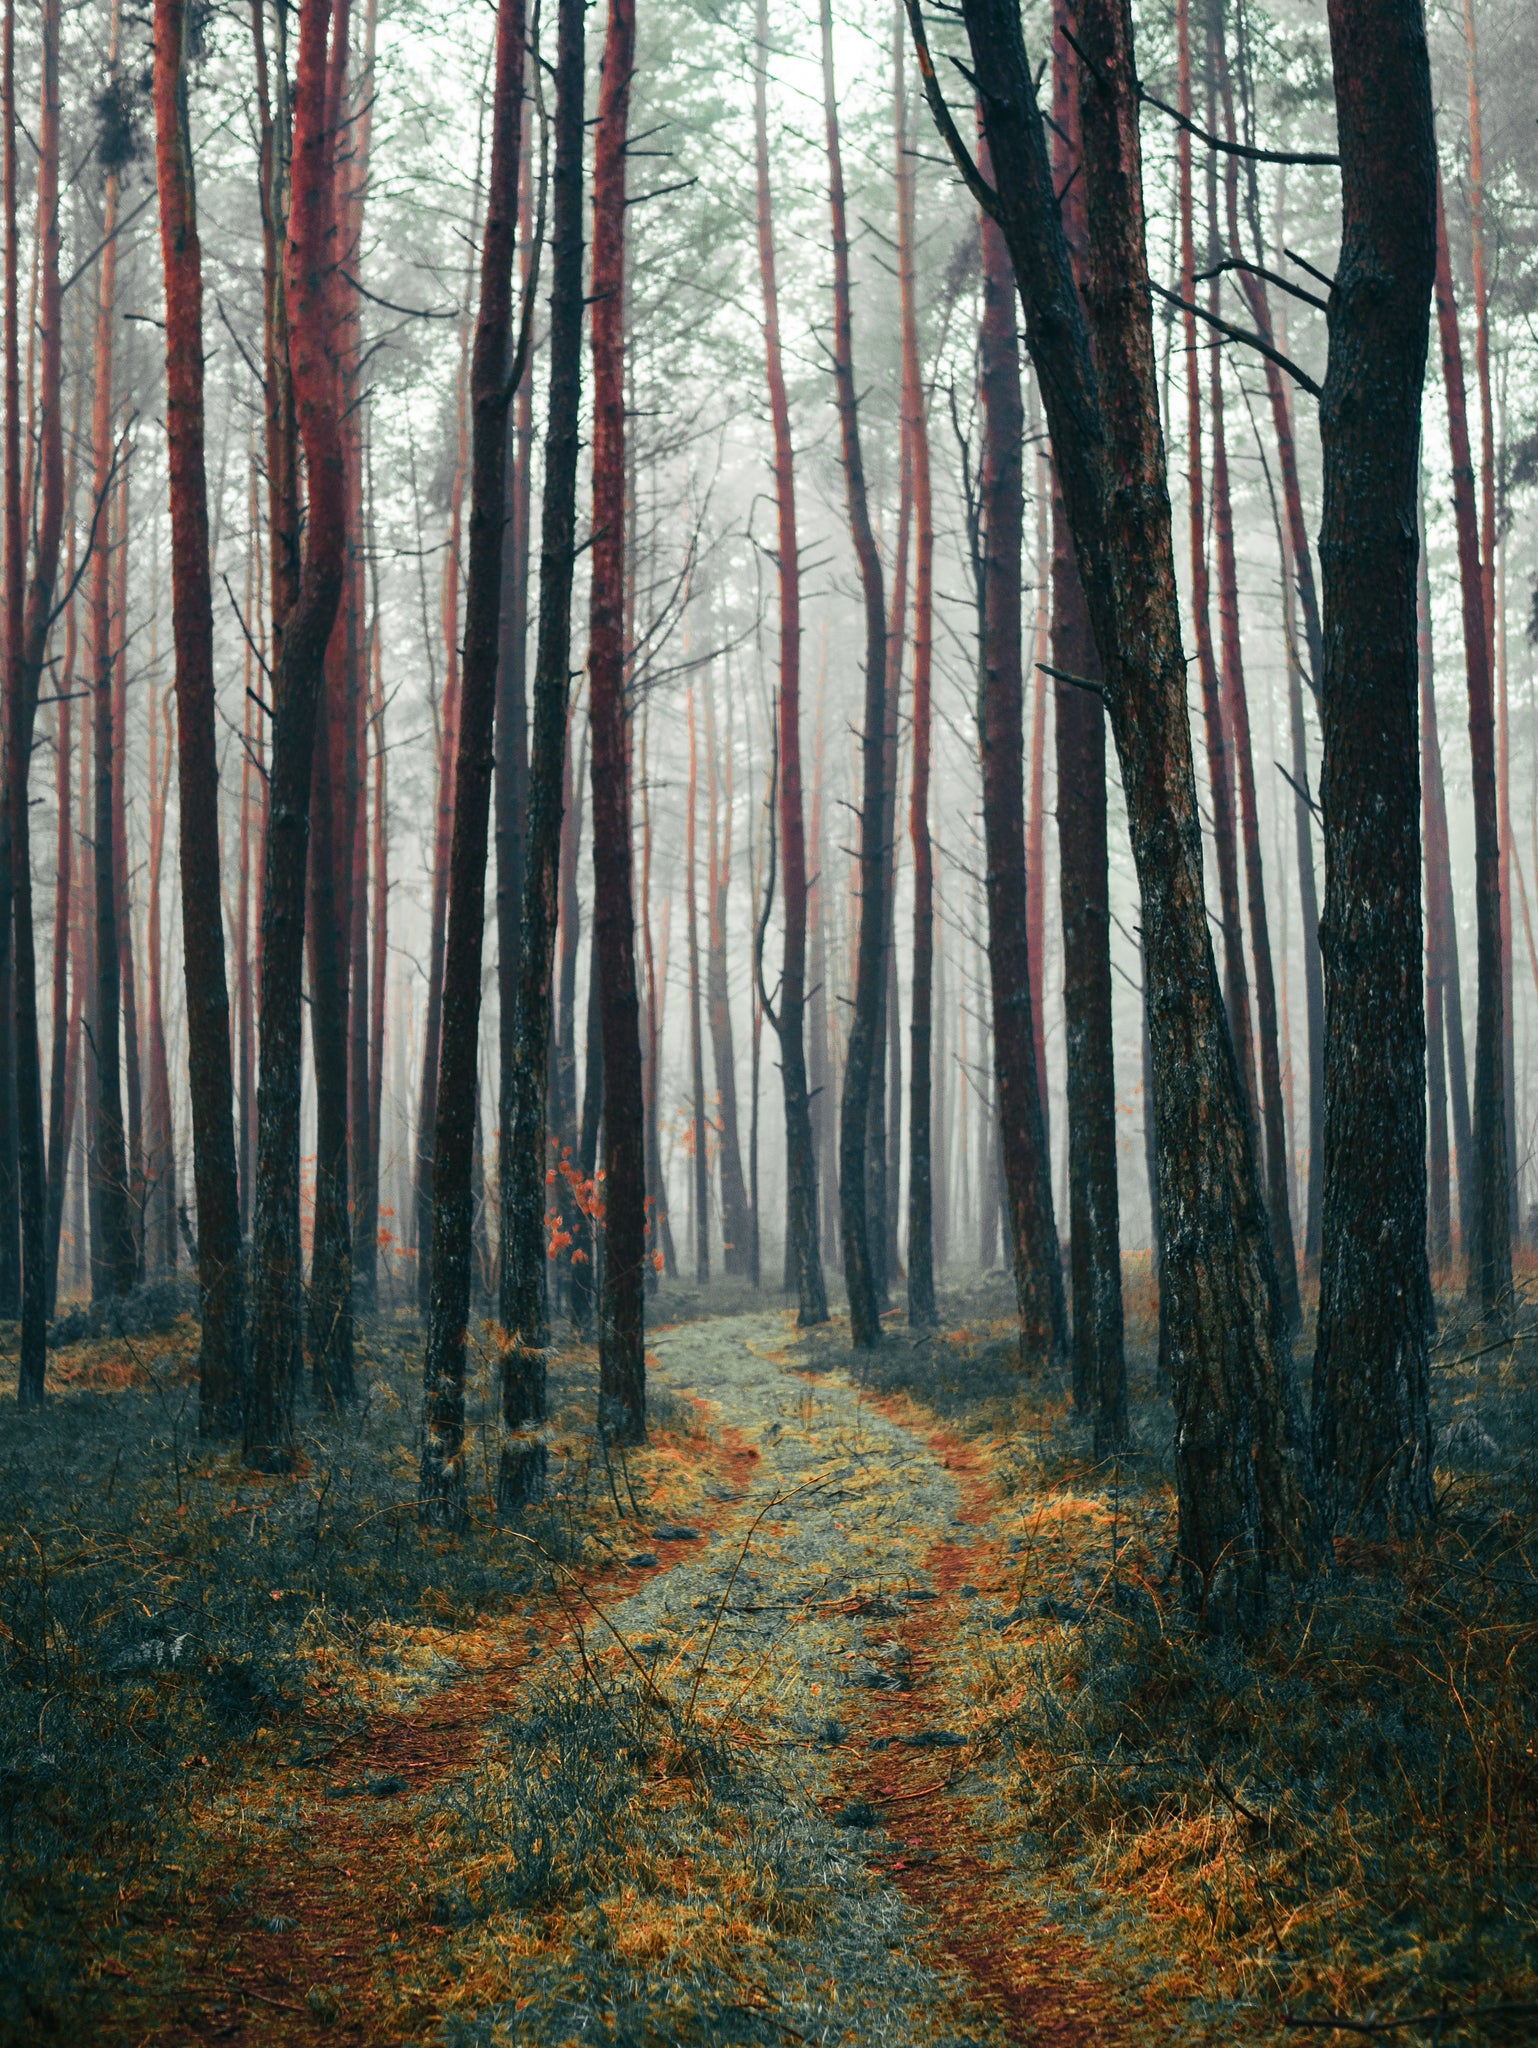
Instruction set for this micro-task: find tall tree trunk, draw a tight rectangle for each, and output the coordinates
[1225,148,1326,1267]
[897,7,936,1326]
[417,313,470,1316]
[0,0,18,1327]
[304,0,356,1401]
[495,97,534,1325]
[588,0,645,1440]
[89,135,135,1304]
[822,0,889,1350]
[1421,508,1452,1273]
[344,0,378,1312]
[703,676,751,1276]
[144,682,175,1275]
[368,615,387,1290]
[753,0,826,1324]
[1312,0,1437,1536]
[1050,5,1124,1443]
[247,0,347,1469]
[977,147,1067,1370]
[46,530,75,1319]
[1433,175,1509,1319]
[686,684,709,1281]
[419,0,525,1521]
[112,455,144,1279]
[1176,0,1254,1124]
[500,0,583,1420]
[1210,338,1300,1329]
[7,0,64,1395]
[922,0,1317,1620]
[1460,0,1512,1245]
[810,670,839,1276]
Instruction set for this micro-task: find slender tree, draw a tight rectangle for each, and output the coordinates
[686,683,710,1280]
[1312,0,1437,1536]
[500,0,584,1429]
[420,0,526,1520]
[977,142,1067,1370]
[246,0,348,1469]
[703,676,752,1276]
[1050,6,1124,1445]
[89,63,135,1305]
[753,0,826,1324]
[822,0,889,1349]
[8,0,64,1397]
[588,0,646,1439]
[1433,173,1509,1319]
[894,7,937,1327]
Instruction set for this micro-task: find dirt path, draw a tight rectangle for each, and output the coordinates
[136,1314,1129,2046]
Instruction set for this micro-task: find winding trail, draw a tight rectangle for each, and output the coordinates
[146,1312,1125,2045]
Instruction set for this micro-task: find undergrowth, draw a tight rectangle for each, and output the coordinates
[0,1309,711,2044]
[808,1269,1538,2044]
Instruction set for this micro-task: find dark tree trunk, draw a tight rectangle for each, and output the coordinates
[6,0,63,1398]
[918,0,1317,1621]
[309,3,359,1404]
[494,100,533,1323]
[247,0,348,1470]
[589,0,645,1440]
[500,0,584,1415]
[45,544,75,1321]
[1210,343,1300,1330]
[1050,9,1124,1441]
[753,0,826,1323]
[977,151,1067,1371]
[822,0,889,1350]
[1422,518,1451,1272]
[420,0,526,1521]
[686,686,709,1281]
[1177,0,1255,1129]
[897,10,936,1327]
[1311,0,1437,1536]
[0,0,18,1328]
[89,152,135,1305]
[1433,176,1509,1320]
[703,682,752,1277]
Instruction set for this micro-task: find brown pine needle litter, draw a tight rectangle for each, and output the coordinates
[2,1272,1535,2046]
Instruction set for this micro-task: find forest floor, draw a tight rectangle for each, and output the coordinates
[3,1273,1537,2046]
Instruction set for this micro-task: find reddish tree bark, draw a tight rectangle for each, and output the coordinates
[821,0,890,1349]
[88,114,135,1305]
[144,682,176,1275]
[0,0,19,1327]
[752,0,826,1324]
[1420,513,1456,1271]
[1312,0,1437,1536]
[977,141,1067,1370]
[896,22,936,1326]
[247,0,348,1468]
[420,0,526,1519]
[588,0,646,1438]
[494,94,534,1321]
[46,531,76,1319]
[417,303,470,1315]
[499,0,584,1419]
[1433,174,1508,1317]
[1177,0,1255,1128]
[1050,3,1124,1446]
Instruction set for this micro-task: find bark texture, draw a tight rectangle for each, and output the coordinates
[1312,0,1436,1536]
[420,0,525,1521]
[916,0,1316,1621]
[154,0,246,1430]
[500,0,584,1419]
[589,0,645,1440]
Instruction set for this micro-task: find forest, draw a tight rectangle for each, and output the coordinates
[1,0,1536,2037]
